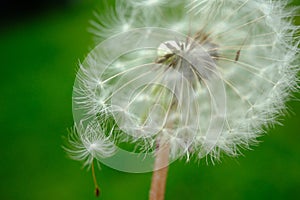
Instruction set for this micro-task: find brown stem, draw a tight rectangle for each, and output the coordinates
[91,161,100,197]
[149,141,170,200]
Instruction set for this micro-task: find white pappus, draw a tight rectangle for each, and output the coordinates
[66,0,299,168]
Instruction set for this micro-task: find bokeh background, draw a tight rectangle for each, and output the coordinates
[1,0,299,199]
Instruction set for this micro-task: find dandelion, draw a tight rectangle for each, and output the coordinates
[64,121,116,196]
[66,0,299,199]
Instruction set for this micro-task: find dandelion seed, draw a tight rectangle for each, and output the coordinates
[64,122,116,168]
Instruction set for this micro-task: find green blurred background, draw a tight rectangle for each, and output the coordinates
[0,0,299,199]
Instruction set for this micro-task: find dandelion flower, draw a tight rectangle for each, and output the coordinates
[66,0,299,199]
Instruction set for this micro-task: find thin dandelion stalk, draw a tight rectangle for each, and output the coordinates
[91,161,100,197]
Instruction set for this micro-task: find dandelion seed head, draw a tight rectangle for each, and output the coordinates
[68,0,299,171]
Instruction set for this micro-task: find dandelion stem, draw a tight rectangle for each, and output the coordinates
[149,140,170,200]
[91,161,100,197]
